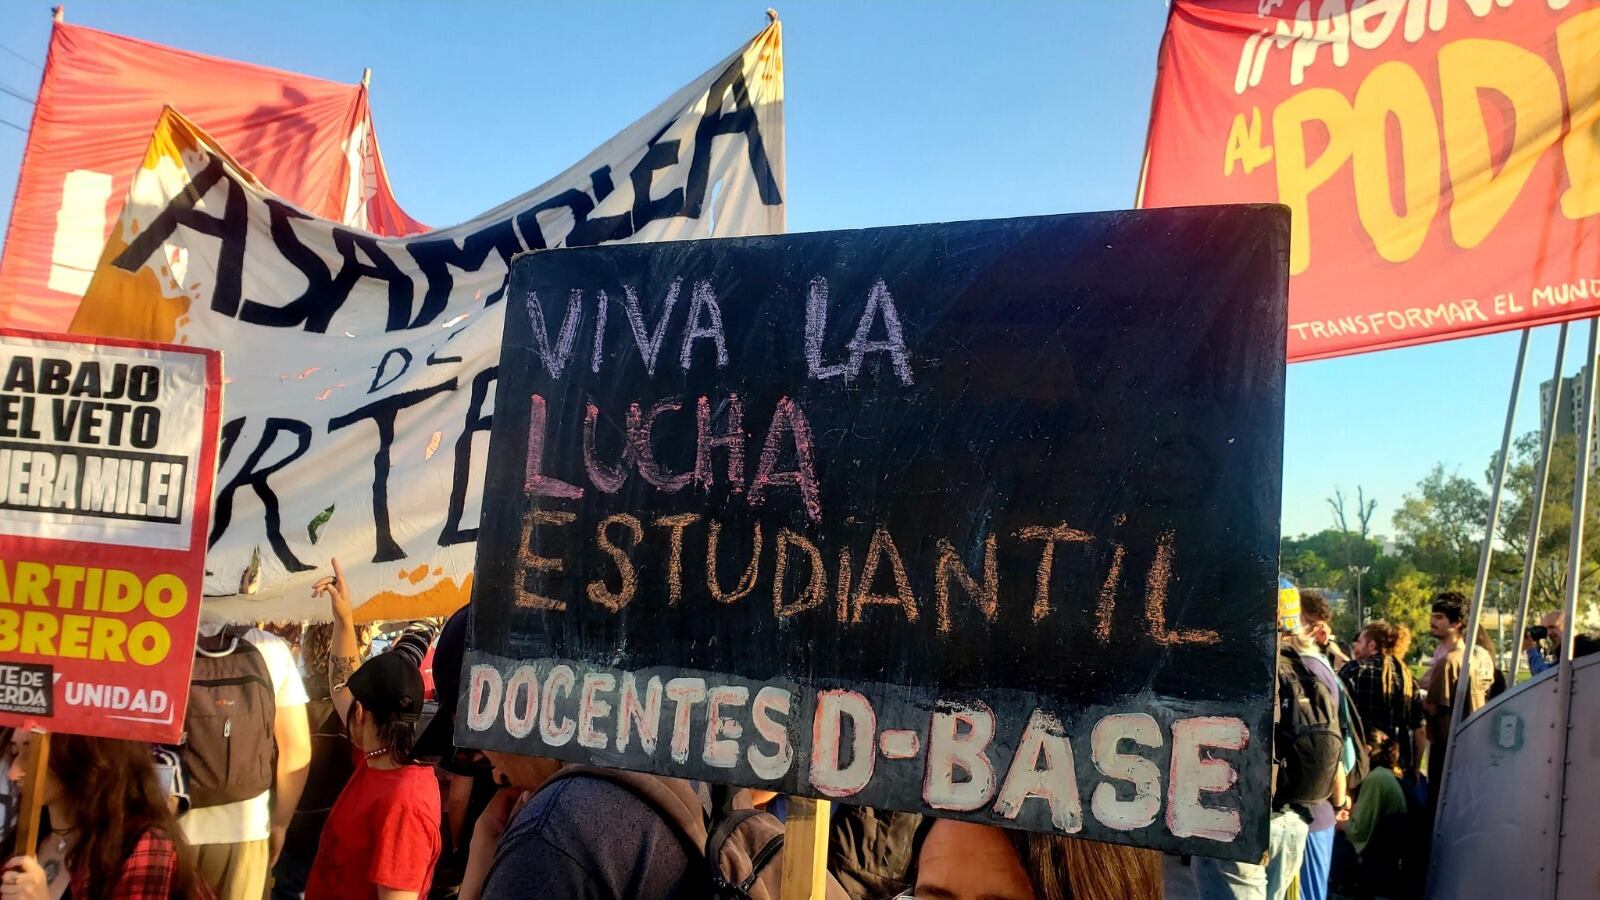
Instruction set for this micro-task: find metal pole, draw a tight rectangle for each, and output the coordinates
[1510,323,1569,685]
[1433,329,1528,815]
[1496,583,1505,672]
[1350,567,1359,628]
[1548,322,1598,899]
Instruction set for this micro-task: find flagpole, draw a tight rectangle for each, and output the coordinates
[1509,323,1568,685]
[1132,2,1176,209]
[1546,318,1599,898]
[1430,327,1528,870]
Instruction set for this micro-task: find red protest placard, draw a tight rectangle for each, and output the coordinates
[0,328,220,743]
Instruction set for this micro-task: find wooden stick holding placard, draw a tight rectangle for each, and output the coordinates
[14,730,50,857]
[778,796,831,900]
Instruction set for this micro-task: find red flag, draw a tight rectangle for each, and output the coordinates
[1142,2,1600,362]
[0,21,424,332]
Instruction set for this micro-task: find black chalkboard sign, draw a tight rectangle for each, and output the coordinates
[458,207,1288,860]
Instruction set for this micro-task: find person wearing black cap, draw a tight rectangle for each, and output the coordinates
[302,560,442,900]
[412,607,506,900]
[412,609,470,772]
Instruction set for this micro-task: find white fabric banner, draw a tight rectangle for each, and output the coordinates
[76,24,785,622]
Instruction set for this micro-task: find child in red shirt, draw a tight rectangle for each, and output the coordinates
[305,560,442,900]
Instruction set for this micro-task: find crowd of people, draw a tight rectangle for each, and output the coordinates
[1192,587,1595,900]
[0,565,1590,900]
[0,559,1165,900]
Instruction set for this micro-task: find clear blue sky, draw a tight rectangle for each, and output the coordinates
[0,1,1576,541]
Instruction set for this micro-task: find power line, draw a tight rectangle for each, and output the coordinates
[0,82,34,105]
[0,117,28,133]
[0,42,42,70]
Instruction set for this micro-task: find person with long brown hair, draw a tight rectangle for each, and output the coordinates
[1,731,210,900]
[902,817,1163,899]
[1340,622,1422,772]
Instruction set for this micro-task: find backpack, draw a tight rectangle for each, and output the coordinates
[149,745,191,816]
[537,767,786,900]
[828,806,922,898]
[179,630,277,809]
[1336,675,1372,793]
[1273,644,1343,809]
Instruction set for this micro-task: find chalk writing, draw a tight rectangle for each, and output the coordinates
[464,209,1289,860]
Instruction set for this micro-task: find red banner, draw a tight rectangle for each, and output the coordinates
[1142,1,1600,362]
[0,329,221,743]
[0,21,424,334]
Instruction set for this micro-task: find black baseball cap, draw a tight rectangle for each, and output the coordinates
[348,651,425,723]
[413,606,468,762]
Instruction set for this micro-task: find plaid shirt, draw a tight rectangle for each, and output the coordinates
[1340,655,1421,769]
[73,827,211,900]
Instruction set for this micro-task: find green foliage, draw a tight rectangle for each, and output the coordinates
[1285,437,1600,655]
[1329,598,1358,645]
[1280,524,1391,636]
[1373,567,1434,658]
[1281,529,1382,585]
[1495,432,1600,618]
[1391,464,1487,585]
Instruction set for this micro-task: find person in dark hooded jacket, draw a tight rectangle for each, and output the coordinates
[474,755,847,900]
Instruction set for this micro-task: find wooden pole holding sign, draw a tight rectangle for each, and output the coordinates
[14,730,50,857]
[779,796,831,900]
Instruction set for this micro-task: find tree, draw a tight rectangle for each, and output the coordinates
[1281,526,1395,644]
[1281,528,1381,589]
[1392,464,1488,585]
[1327,485,1378,540]
[1495,431,1600,621]
[1370,568,1434,661]
[1356,486,1377,539]
[1327,485,1380,624]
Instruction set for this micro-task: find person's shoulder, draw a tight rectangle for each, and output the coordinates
[238,627,288,651]
[132,823,175,850]
[1339,657,1369,678]
[1302,650,1338,682]
[526,772,632,823]
[1368,765,1399,785]
[395,765,443,813]
[238,627,308,704]
[1370,767,1407,801]
[237,627,294,669]
[125,824,179,873]
[515,772,686,849]
[495,773,699,900]
[483,791,602,900]
[489,780,606,877]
